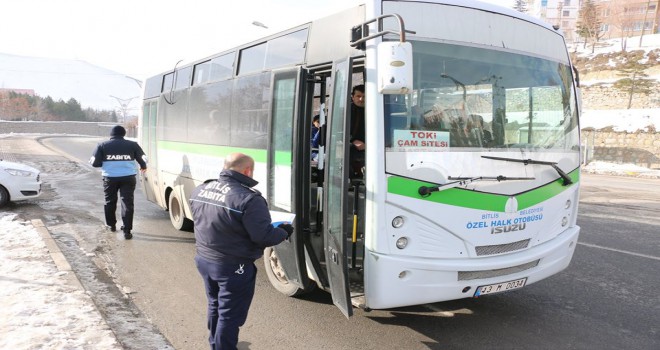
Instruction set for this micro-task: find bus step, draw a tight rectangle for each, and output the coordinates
[351,293,366,309]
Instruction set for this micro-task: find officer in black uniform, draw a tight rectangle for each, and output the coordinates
[89,125,147,239]
[190,152,293,350]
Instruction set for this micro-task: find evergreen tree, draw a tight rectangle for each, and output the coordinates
[50,99,68,120]
[41,96,58,120]
[614,60,654,109]
[65,98,86,121]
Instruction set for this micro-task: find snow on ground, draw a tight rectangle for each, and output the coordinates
[570,33,660,88]
[583,160,660,177]
[0,213,120,350]
[583,161,660,178]
[569,33,660,57]
[0,135,174,350]
[579,108,659,178]
[573,33,660,133]
[581,109,659,133]
[573,33,659,176]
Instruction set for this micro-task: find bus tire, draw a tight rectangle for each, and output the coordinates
[263,246,315,297]
[168,190,193,231]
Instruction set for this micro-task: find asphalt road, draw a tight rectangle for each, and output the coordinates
[4,134,659,350]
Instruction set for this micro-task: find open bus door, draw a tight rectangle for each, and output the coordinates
[323,58,354,317]
[140,101,161,206]
[265,67,310,295]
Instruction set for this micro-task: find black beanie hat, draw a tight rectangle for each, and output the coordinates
[110,125,126,137]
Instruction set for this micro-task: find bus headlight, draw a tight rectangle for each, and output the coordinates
[565,199,571,209]
[396,236,408,249]
[562,216,568,227]
[392,216,404,228]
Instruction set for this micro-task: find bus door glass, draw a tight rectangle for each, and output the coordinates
[141,101,160,206]
[323,59,353,317]
[267,67,306,291]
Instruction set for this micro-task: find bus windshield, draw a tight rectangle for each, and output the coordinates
[384,40,579,183]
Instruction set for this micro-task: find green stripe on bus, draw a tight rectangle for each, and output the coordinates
[387,169,579,212]
[516,169,580,209]
[157,141,293,166]
[274,151,293,165]
[158,141,268,163]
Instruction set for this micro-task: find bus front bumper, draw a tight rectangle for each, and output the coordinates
[362,226,580,310]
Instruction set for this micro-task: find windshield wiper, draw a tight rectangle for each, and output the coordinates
[418,175,535,197]
[448,175,536,181]
[481,155,573,186]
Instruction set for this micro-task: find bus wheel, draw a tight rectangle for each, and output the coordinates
[263,246,314,296]
[168,191,193,231]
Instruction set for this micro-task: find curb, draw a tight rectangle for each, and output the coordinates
[31,219,86,290]
[30,219,121,345]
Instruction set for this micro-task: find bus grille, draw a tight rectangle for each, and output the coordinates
[475,239,530,256]
[458,260,540,281]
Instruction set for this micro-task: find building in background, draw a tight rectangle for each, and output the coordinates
[531,0,582,42]
[522,1,658,43]
[595,0,660,40]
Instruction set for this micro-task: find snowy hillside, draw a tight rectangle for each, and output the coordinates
[569,33,660,60]
[0,53,142,112]
[570,33,660,132]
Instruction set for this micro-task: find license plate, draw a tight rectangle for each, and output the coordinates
[474,278,527,297]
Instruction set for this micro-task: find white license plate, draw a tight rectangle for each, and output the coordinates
[474,278,527,297]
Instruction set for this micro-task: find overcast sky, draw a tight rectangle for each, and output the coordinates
[1,0,511,81]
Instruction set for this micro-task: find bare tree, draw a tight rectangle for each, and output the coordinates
[607,1,638,51]
[0,92,37,121]
[577,0,606,54]
[513,0,527,13]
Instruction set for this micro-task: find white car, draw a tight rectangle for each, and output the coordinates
[0,160,42,208]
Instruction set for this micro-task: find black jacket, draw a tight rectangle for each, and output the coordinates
[350,103,365,143]
[90,136,147,177]
[190,169,287,262]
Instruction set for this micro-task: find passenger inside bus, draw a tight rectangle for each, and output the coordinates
[311,114,320,161]
[349,84,365,178]
[468,114,493,147]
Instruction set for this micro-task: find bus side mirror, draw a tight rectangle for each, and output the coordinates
[377,41,413,94]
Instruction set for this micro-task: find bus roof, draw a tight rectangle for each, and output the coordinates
[144,0,565,99]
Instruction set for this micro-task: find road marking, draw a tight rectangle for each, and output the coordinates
[578,242,660,261]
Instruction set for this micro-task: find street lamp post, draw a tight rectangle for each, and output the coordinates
[109,95,139,124]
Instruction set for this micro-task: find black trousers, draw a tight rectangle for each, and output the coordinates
[103,175,136,231]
